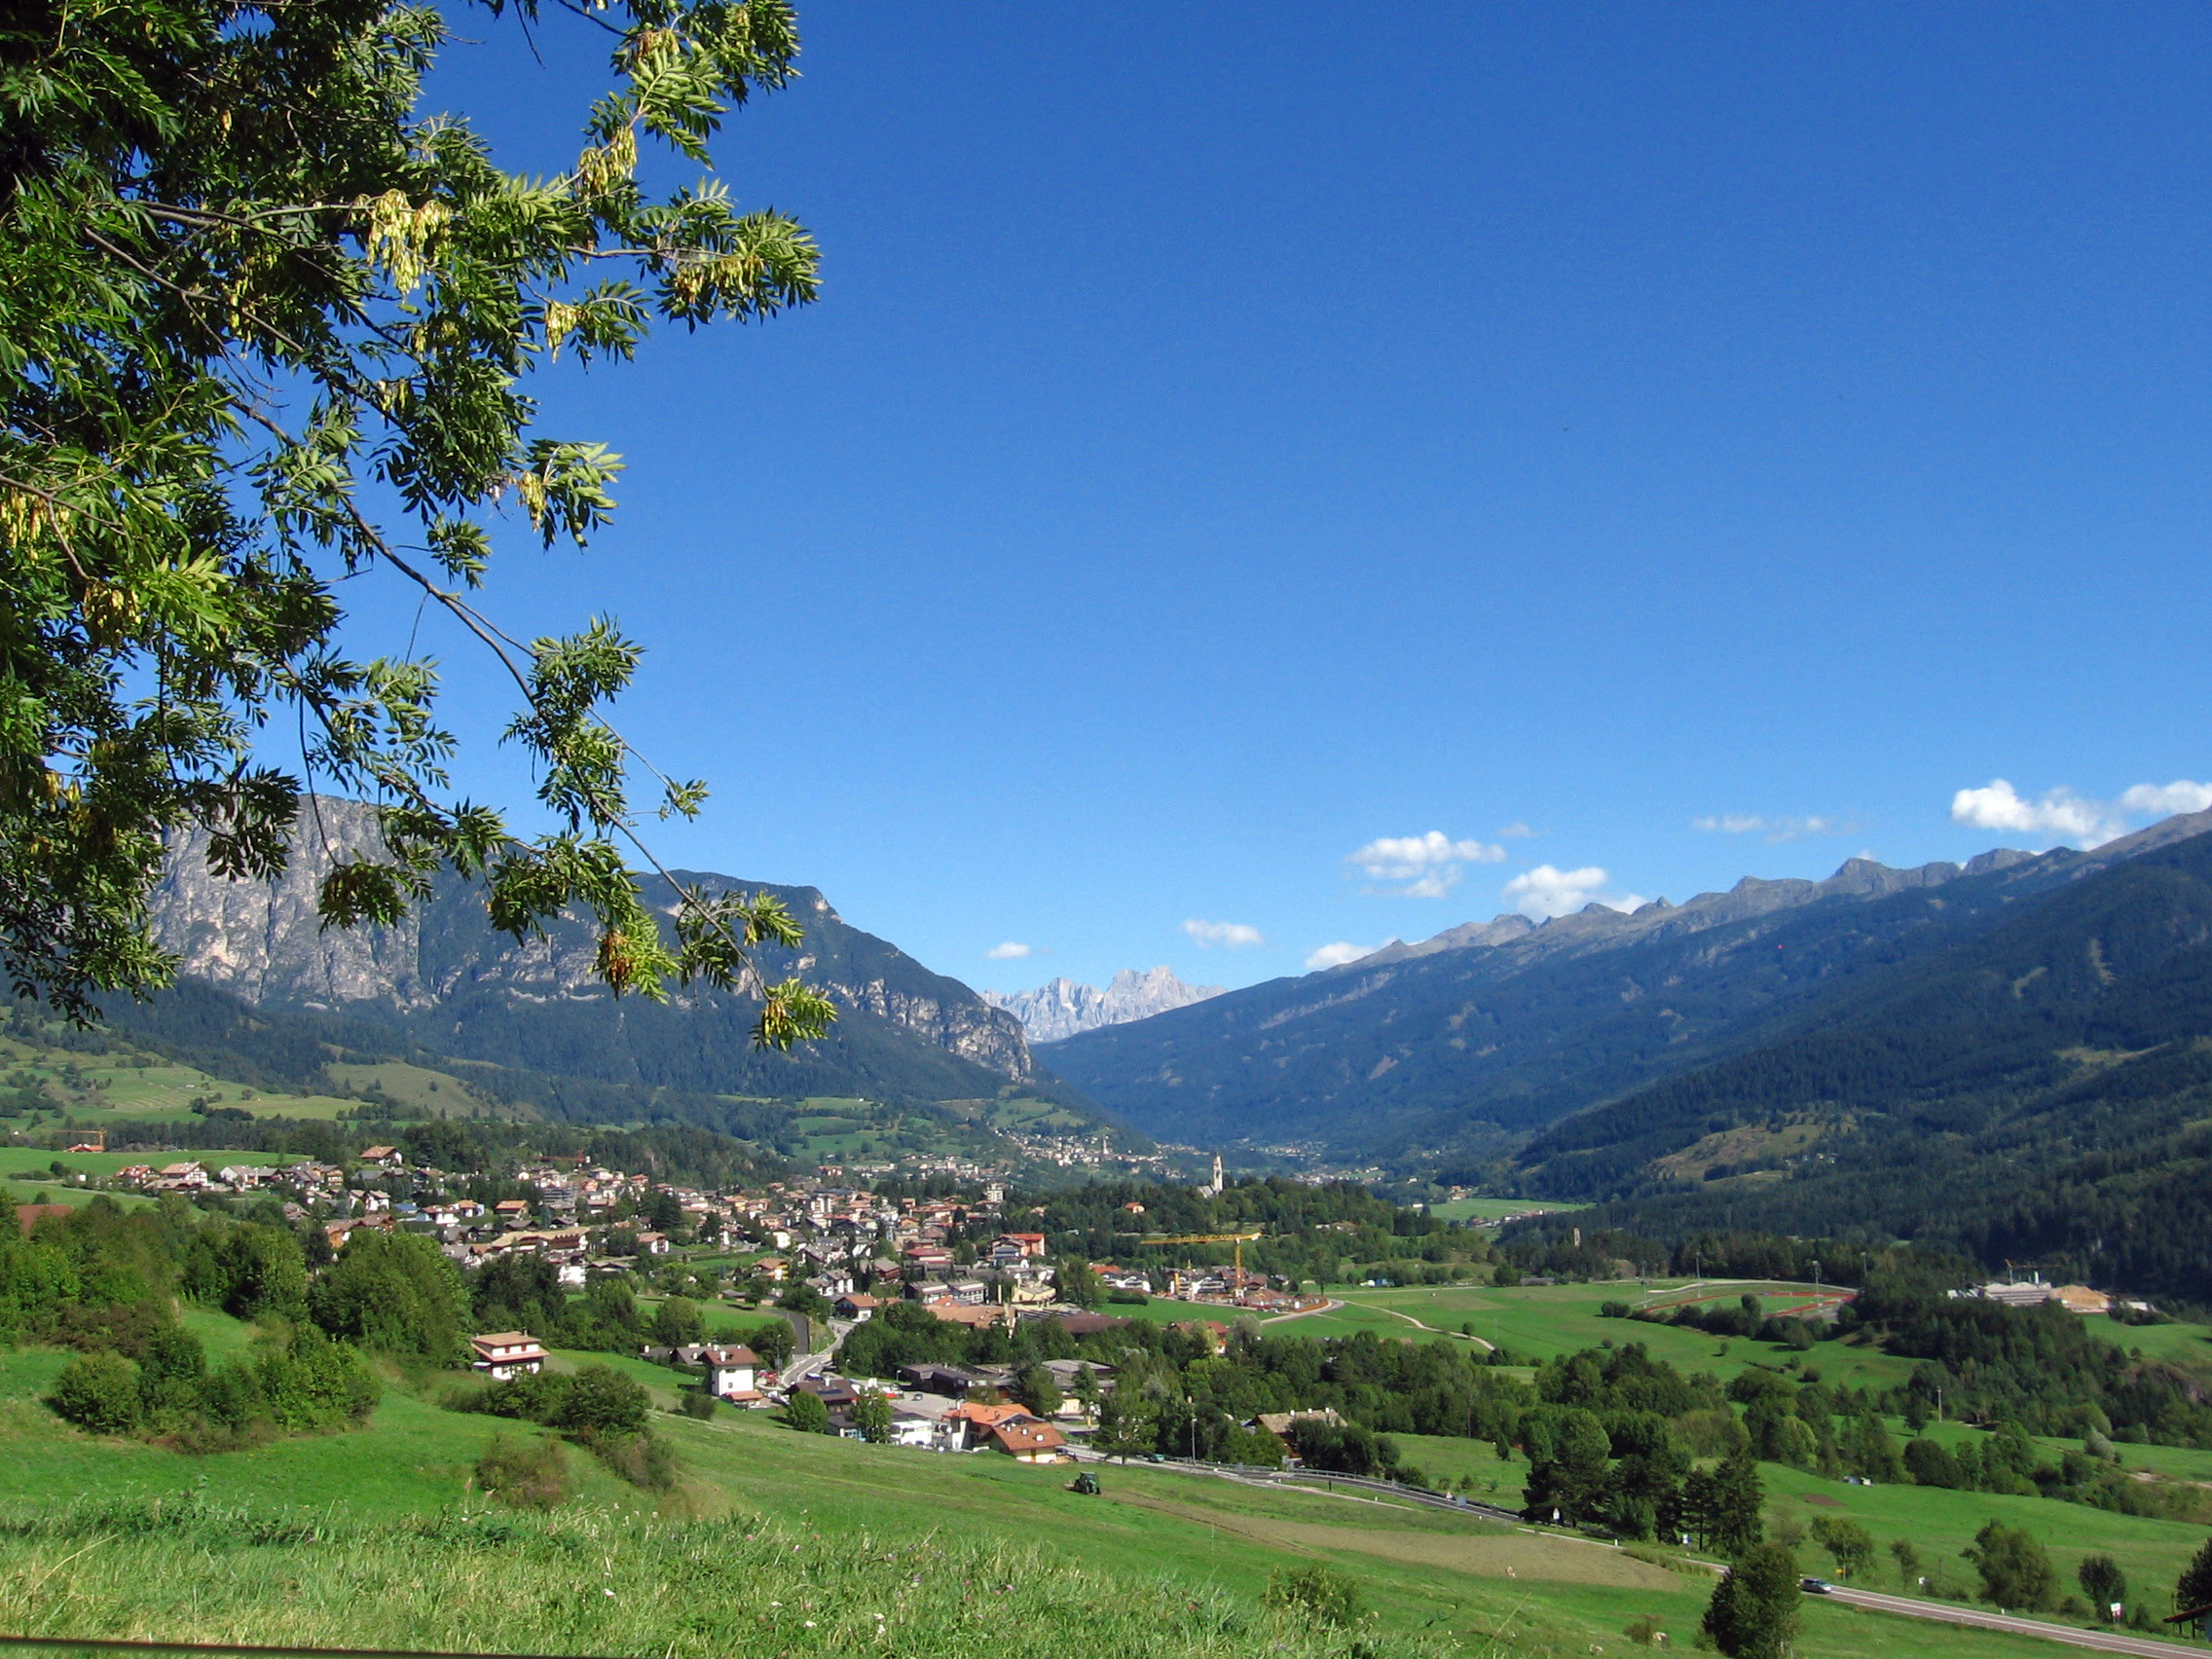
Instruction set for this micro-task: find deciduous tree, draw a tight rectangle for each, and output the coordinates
[1966,1520,2055,1610]
[0,0,835,1043]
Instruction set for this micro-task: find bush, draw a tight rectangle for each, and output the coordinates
[582,1429,679,1491]
[475,1434,571,1510]
[553,1366,650,1436]
[50,1352,141,1434]
[1264,1564,1361,1628]
[680,1390,717,1420]
[308,1230,466,1361]
[782,1388,830,1434]
[1967,1520,2055,1610]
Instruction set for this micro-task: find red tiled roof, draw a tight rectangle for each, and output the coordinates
[990,1421,1066,1456]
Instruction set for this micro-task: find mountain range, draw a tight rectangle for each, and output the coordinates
[132,799,1099,1119]
[980,967,1225,1043]
[1045,811,2212,1161]
[104,795,2212,1295]
[1503,826,2212,1304]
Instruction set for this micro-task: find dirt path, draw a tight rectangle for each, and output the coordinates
[1329,1294,1497,1351]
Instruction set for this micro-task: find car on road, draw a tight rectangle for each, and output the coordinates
[1801,1579,1833,1594]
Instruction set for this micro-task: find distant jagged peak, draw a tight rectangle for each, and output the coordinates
[983,965,1226,1043]
[1347,839,2095,977]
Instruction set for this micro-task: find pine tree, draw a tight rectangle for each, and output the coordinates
[2176,1536,2212,1615]
[1703,1541,1801,1659]
[1708,1446,1765,1557]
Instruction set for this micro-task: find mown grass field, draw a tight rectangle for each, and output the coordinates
[0,1034,365,1124]
[1331,1280,1925,1392]
[0,1322,2111,1659]
[0,1148,292,1180]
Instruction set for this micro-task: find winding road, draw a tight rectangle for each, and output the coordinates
[1818,1586,2204,1657]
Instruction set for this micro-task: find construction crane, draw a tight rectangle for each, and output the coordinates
[1132,1231,1265,1278]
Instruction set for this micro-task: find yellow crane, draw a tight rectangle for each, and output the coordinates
[1134,1230,1265,1278]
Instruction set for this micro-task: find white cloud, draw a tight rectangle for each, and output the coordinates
[2120,780,2212,816]
[984,941,1032,960]
[1496,822,1535,839]
[1306,940,1384,971]
[1502,865,1645,920]
[1694,813,1851,844]
[1184,918,1265,949]
[1950,780,2125,848]
[1347,830,1507,898]
[1949,776,2212,850]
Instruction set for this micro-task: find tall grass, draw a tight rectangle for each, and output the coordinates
[0,1496,1462,1659]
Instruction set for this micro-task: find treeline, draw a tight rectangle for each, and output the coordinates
[1005,1176,1493,1286]
[1849,1278,2212,1451]
[1,1194,386,1447]
[1501,842,2212,1308]
[0,1186,750,1455]
[841,1302,1530,1481]
[1509,1222,2212,1454]
[53,983,805,1153]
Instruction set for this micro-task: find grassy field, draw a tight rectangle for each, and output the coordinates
[1765,1457,2203,1611]
[2083,1316,2212,1369]
[1331,1280,1923,1392]
[0,1147,293,1180]
[0,1033,368,1124]
[0,1320,2116,1659]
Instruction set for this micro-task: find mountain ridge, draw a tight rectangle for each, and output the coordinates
[1044,812,2212,1159]
[982,967,1225,1043]
[143,798,1097,1113]
[1500,828,2212,1305]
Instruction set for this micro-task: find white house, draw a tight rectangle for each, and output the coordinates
[703,1346,763,1404]
[469,1331,548,1380]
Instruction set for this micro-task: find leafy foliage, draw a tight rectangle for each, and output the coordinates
[1965,1520,2056,1610]
[1701,1542,1800,1659]
[0,0,832,1046]
[473,1431,571,1510]
[307,1229,466,1360]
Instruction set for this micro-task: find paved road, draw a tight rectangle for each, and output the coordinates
[1076,1456,2212,1659]
[1822,1587,2204,1657]
[777,1317,851,1388]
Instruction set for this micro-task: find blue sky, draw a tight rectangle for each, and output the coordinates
[382,3,2212,994]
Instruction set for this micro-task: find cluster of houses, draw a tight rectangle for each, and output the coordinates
[104,1148,1326,1334]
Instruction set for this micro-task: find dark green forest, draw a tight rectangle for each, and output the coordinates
[1504,835,2212,1304]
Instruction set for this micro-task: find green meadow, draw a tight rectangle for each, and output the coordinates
[0,1331,2117,1659]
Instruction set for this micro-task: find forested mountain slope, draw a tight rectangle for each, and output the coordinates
[1507,831,2212,1304]
[140,800,1098,1114]
[1047,812,2212,1159]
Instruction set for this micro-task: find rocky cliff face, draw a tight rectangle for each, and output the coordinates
[145,798,1040,1097]
[982,966,1226,1043]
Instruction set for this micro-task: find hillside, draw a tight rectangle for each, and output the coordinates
[139,799,1104,1120]
[1503,832,2212,1306]
[1043,812,2212,1165]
